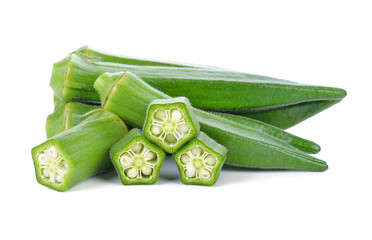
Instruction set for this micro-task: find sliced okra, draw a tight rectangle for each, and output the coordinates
[111,128,165,185]
[173,132,227,186]
[32,109,128,191]
[143,97,200,154]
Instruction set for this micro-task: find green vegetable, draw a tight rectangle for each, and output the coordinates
[110,128,165,185]
[46,102,97,138]
[50,52,346,128]
[94,71,328,171]
[173,132,227,186]
[143,97,200,153]
[31,109,128,191]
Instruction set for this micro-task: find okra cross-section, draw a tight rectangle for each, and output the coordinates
[143,97,200,154]
[31,109,128,191]
[173,132,227,186]
[111,129,165,185]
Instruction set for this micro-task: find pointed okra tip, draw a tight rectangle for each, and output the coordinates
[173,132,228,186]
[143,97,200,154]
[110,129,165,185]
[31,140,72,192]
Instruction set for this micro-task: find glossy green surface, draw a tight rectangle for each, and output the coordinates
[95,72,328,171]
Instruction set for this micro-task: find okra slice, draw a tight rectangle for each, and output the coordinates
[110,129,165,185]
[32,109,128,191]
[143,97,200,154]
[173,132,227,186]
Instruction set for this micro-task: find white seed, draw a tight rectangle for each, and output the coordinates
[150,125,163,135]
[120,154,132,166]
[49,173,56,183]
[48,146,58,159]
[155,110,166,121]
[180,154,191,165]
[126,168,138,179]
[171,109,183,122]
[57,167,68,176]
[205,155,217,166]
[191,146,204,157]
[200,169,211,180]
[185,166,196,178]
[56,174,64,183]
[142,166,152,176]
[42,168,50,177]
[165,134,177,144]
[177,124,189,133]
[131,143,143,153]
[38,153,47,163]
[145,151,156,160]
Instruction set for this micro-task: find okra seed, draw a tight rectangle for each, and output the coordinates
[120,155,132,166]
[185,166,196,178]
[177,124,189,133]
[145,151,156,160]
[127,168,138,178]
[43,168,50,177]
[181,154,191,164]
[56,174,63,183]
[131,143,143,153]
[151,125,163,135]
[200,169,211,180]
[142,166,152,176]
[205,155,217,166]
[165,134,177,144]
[155,110,166,121]
[38,153,47,163]
[48,146,58,159]
[171,109,183,122]
[191,146,204,157]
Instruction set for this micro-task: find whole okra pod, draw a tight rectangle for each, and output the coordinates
[94,72,328,171]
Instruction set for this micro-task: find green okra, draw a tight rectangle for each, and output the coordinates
[94,71,328,171]
[173,132,227,186]
[32,109,128,191]
[110,128,165,185]
[214,112,320,154]
[50,52,346,129]
[46,102,97,138]
[143,97,200,154]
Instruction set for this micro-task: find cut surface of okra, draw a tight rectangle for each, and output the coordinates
[32,109,128,191]
[111,129,165,185]
[143,97,200,154]
[173,132,227,186]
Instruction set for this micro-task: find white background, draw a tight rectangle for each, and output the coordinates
[1,1,371,239]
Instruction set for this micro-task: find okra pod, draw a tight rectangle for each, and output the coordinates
[94,72,328,171]
[110,128,165,185]
[32,109,128,191]
[173,132,227,186]
[46,102,97,138]
[143,97,200,153]
[51,52,346,128]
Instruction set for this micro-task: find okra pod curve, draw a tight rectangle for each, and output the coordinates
[50,52,346,128]
[143,97,200,153]
[46,102,97,138]
[32,109,128,191]
[110,128,165,185]
[94,72,328,171]
[173,132,227,186]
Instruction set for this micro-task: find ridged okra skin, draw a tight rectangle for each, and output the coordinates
[110,129,165,185]
[173,132,227,186]
[143,97,200,154]
[32,110,128,191]
[51,52,346,129]
[46,102,98,138]
[94,72,328,171]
